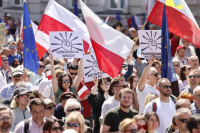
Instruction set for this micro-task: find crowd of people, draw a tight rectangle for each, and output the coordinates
[0,13,200,133]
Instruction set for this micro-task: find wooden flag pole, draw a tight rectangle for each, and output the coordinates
[100,70,108,99]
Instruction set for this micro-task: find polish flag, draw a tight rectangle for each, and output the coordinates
[36,0,91,60]
[77,86,90,99]
[147,0,200,48]
[79,0,134,77]
[47,71,52,80]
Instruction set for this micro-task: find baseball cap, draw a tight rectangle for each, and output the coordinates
[6,13,11,17]
[12,65,24,76]
[13,87,30,97]
[136,48,144,60]
[176,46,186,52]
[7,37,16,45]
[43,99,55,106]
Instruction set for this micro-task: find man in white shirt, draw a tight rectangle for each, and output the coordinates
[144,78,176,133]
[136,54,160,114]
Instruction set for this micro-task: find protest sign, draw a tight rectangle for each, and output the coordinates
[0,23,6,46]
[49,31,84,59]
[83,53,110,83]
[138,30,161,59]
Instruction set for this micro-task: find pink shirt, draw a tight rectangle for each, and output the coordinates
[14,117,45,133]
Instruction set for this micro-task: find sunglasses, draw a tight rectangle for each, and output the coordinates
[2,59,8,62]
[62,79,71,83]
[101,82,110,85]
[10,46,17,49]
[46,105,56,110]
[178,119,188,123]
[18,94,30,98]
[115,84,128,88]
[163,85,172,89]
[189,75,199,78]
[52,126,63,132]
[29,97,35,100]
[0,116,12,122]
[13,75,22,78]
[173,65,179,67]
[187,67,191,70]
[39,66,44,68]
[148,73,159,77]
[67,123,80,127]
[67,108,80,112]
[70,72,77,75]
[137,125,147,130]
[125,129,139,133]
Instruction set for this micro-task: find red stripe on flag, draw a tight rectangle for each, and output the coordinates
[147,1,200,48]
[38,14,90,53]
[91,38,124,78]
[80,89,90,99]
[36,42,48,60]
[47,75,52,80]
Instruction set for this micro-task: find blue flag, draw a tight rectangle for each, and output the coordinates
[131,15,138,29]
[23,1,39,73]
[161,5,177,82]
[116,12,121,21]
[74,0,79,17]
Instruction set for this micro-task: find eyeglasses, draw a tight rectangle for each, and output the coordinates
[115,84,128,88]
[70,72,77,75]
[189,75,199,78]
[163,85,172,89]
[18,94,30,98]
[137,125,147,130]
[178,119,188,123]
[13,75,22,78]
[52,126,63,132]
[2,59,8,62]
[173,65,179,67]
[62,79,71,83]
[29,97,35,100]
[0,116,12,122]
[39,65,44,68]
[124,129,139,133]
[133,80,139,83]
[101,82,110,85]
[148,73,159,77]
[9,46,17,49]
[187,67,191,70]
[67,108,80,112]
[46,105,56,110]
[67,123,80,127]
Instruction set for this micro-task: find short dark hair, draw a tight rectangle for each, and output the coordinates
[43,118,64,133]
[187,115,200,133]
[119,88,134,99]
[59,91,76,103]
[110,76,125,89]
[30,90,40,98]
[67,63,79,70]
[151,60,161,67]
[115,22,122,28]
[29,98,45,111]
[179,65,187,81]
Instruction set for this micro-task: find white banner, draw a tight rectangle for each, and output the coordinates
[138,30,162,59]
[49,31,84,59]
[83,53,110,83]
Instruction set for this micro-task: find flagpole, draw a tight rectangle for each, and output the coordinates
[100,70,108,99]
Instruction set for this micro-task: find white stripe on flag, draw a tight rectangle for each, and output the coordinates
[77,85,88,96]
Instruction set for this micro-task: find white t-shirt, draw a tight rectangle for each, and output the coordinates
[136,84,160,114]
[100,96,119,120]
[42,84,54,98]
[38,78,52,94]
[143,98,176,133]
[0,71,7,91]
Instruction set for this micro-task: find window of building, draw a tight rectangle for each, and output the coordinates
[110,0,125,9]
[15,0,23,6]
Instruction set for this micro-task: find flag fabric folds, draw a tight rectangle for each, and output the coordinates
[23,1,39,73]
[161,5,177,82]
[147,0,200,49]
[36,0,91,60]
[79,0,134,78]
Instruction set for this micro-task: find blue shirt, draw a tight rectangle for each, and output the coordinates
[191,102,200,114]
[0,82,32,99]
[8,53,22,66]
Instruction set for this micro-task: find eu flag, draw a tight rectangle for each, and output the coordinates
[116,12,121,21]
[161,5,177,82]
[23,2,39,73]
[74,0,79,17]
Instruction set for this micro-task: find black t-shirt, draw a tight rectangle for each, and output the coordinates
[54,104,66,120]
[103,107,138,132]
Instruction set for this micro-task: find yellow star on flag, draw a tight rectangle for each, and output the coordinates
[35,48,37,51]
[165,45,167,48]
[24,26,26,30]
[32,50,34,53]
[29,24,31,28]
[22,44,24,47]
[26,48,29,52]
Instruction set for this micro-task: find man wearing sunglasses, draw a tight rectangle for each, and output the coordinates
[0,55,11,84]
[67,63,78,81]
[10,84,32,132]
[144,78,176,133]
[174,108,191,133]
[7,38,21,66]
[181,69,200,95]
[0,67,32,99]
[0,106,13,133]
[191,86,200,115]
[136,54,160,114]
[43,99,57,119]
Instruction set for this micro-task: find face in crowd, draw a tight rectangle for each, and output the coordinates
[30,104,45,125]
[189,56,199,69]
[177,48,185,58]
[147,114,159,131]
[100,78,111,92]
[68,69,77,81]
[9,43,17,54]
[62,75,71,90]
[136,119,147,133]
[38,61,44,74]
[182,39,190,49]
[0,108,12,132]
[120,91,133,109]
[147,69,159,85]
[1,57,9,68]
[173,62,180,74]
[45,103,56,118]
[188,71,200,87]
[12,73,24,84]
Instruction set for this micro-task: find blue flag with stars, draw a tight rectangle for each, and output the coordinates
[161,5,177,82]
[23,1,39,73]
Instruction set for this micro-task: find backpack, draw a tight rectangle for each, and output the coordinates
[24,119,30,133]
[152,94,177,112]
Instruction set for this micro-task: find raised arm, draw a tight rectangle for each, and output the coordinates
[90,77,98,95]
[138,54,155,91]
[49,53,58,93]
[73,58,83,90]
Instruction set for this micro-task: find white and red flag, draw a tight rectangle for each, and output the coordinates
[77,86,90,99]
[35,0,91,60]
[148,0,200,48]
[79,0,134,78]
[47,71,52,80]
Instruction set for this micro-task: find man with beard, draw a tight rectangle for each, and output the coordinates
[0,106,12,133]
[144,78,176,133]
[100,88,138,133]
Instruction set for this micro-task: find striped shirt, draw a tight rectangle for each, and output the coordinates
[191,102,200,115]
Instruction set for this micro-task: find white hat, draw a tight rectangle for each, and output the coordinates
[12,65,24,76]
[43,99,55,106]
[7,38,16,45]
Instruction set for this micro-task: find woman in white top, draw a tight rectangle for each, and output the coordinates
[178,65,191,93]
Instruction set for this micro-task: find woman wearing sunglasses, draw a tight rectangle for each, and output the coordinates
[49,53,83,104]
[133,115,148,133]
[65,112,86,133]
[119,118,139,133]
[178,65,191,93]
[43,118,64,133]
[44,99,57,119]
[88,77,113,133]
[144,111,160,133]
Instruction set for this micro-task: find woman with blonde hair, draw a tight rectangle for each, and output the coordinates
[118,118,138,133]
[144,93,159,108]
[65,112,86,133]
[133,115,148,133]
